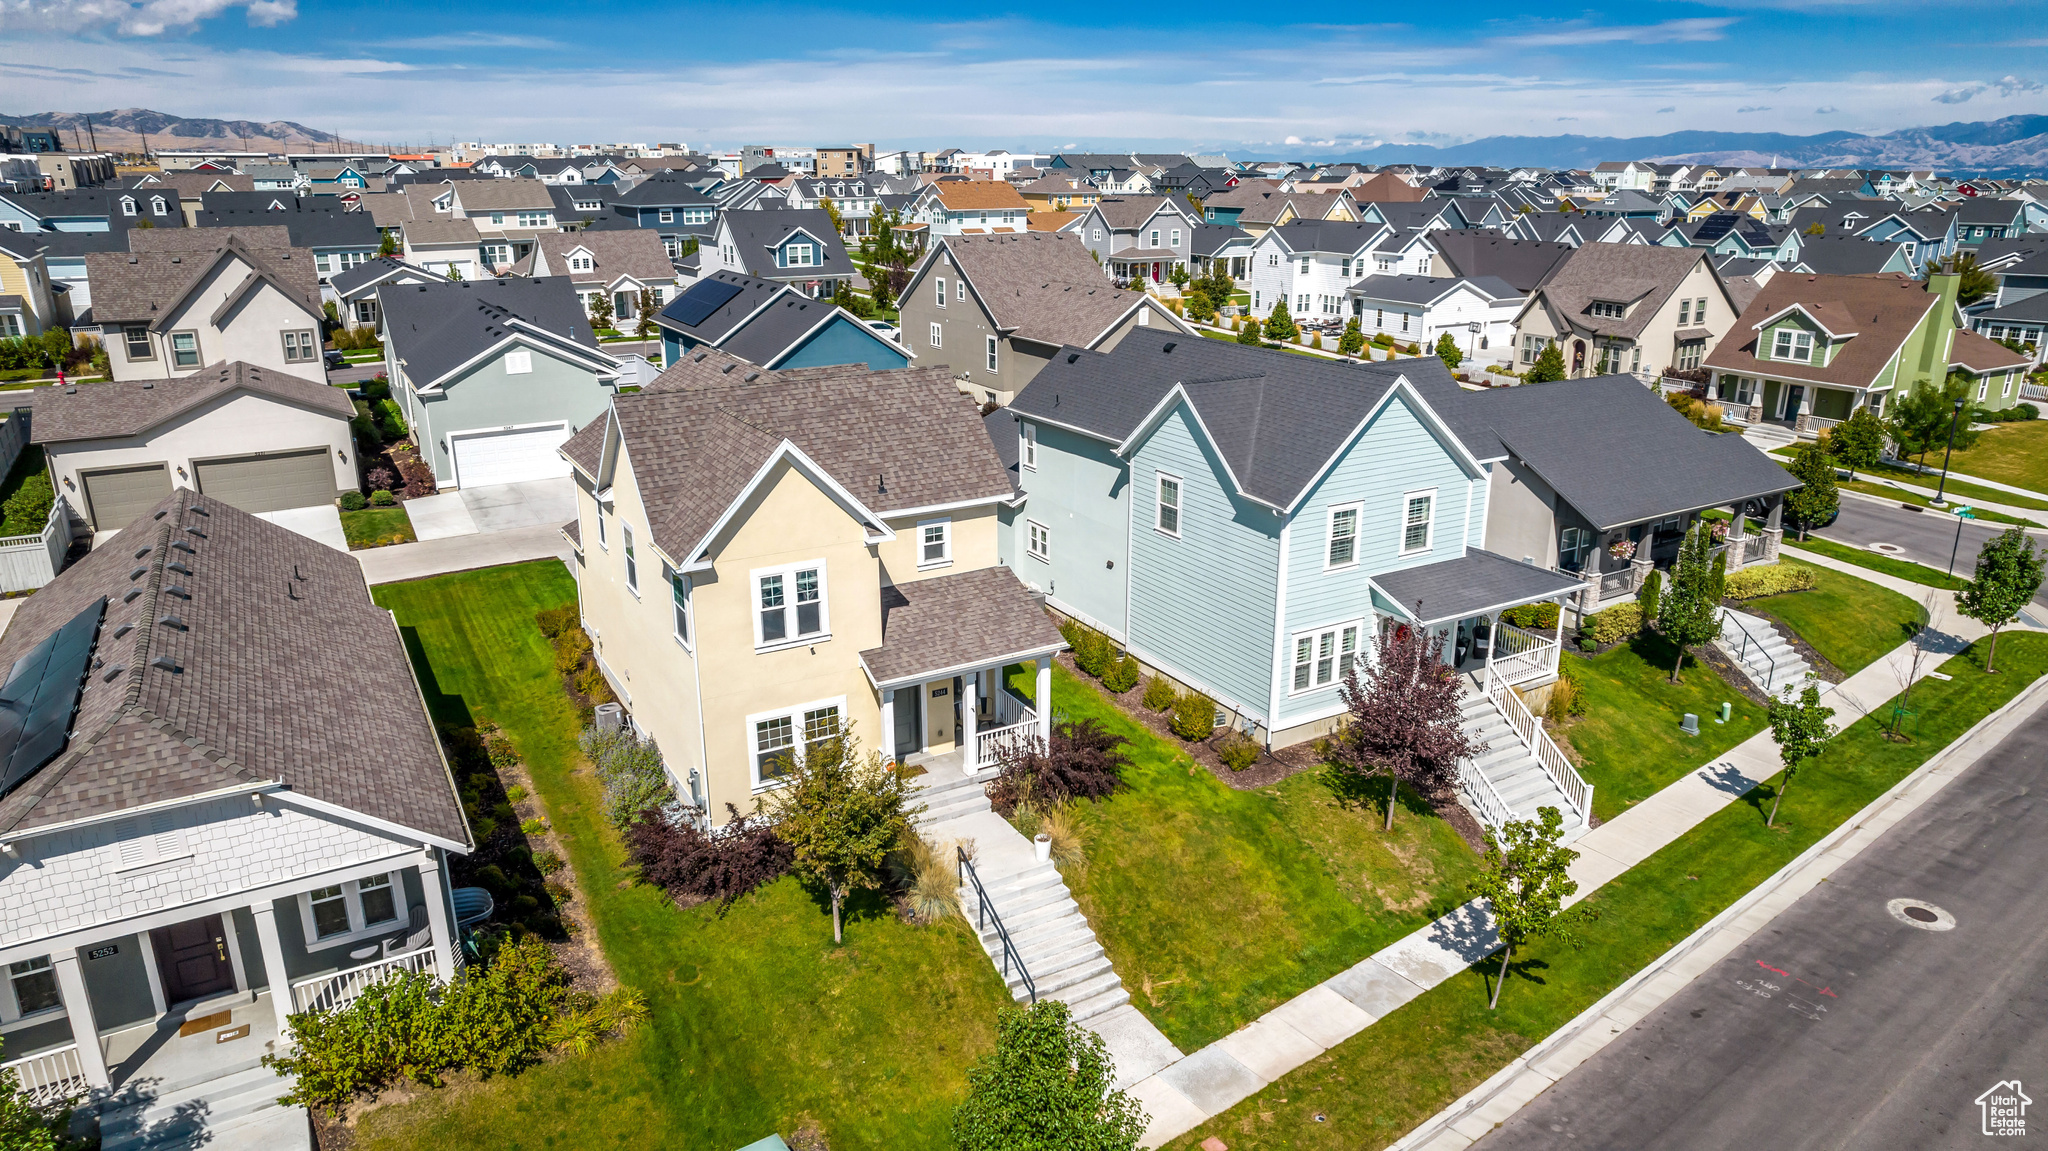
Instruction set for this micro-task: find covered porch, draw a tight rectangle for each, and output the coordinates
[1558,490,1788,613]
[1371,549,1586,692]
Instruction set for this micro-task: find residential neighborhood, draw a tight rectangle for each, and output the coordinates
[5,36,2048,1151]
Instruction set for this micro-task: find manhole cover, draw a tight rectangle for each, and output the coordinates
[1887,898,1955,931]
[1869,543,1907,555]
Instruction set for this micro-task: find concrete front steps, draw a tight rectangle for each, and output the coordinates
[960,858,1131,1025]
[1458,683,1589,840]
[1716,606,1813,696]
[99,1062,309,1151]
[910,766,994,825]
[1740,421,1800,453]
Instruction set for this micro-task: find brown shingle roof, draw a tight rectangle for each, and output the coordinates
[1950,328,2033,373]
[1092,196,1178,231]
[84,241,321,328]
[1704,273,1939,388]
[526,229,675,287]
[944,232,1162,345]
[860,567,1065,685]
[934,181,1030,212]
[0,490,467,844]
[29,361,353,443]
[1531,244,1716,340]
[454,178,556,213]
[404,218,482,246]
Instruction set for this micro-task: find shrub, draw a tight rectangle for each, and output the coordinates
[370,489,396,507]
[1102,652,1141,693]
[580,726,672,831]
[1544,672,1586,722]
[1723,562,1817,600]
[1584,602,1644,646]
[553,627,592,675]
[1170,689,1216,741]
[1039,804,1086,872]
[1067,622,1115,677]
[519,818,547,836]
[340,491,367,512]
[1,471,53,534]
[1141,675,1177,711]
[532,849,563,875]
[366,464,397,491]
[889,829,961,922]
[1500,602,1560,630]
[501,782,526,805]
[625,803,792,912]
[988,719,1132,812]
[1218,730,1260,771]
[535,605,579,640]
[1371,331,1396,349]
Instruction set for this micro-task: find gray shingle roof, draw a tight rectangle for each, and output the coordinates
[1372,549,1585,626]
[1266,220,1385,256]
[1427,229,1573,293]
[195,206,381,250]
[942,232,1166,345]
[0,490,467,844]
[84,240,321,328]
[378,277,604,388]
[716,293,858,366]
[860,567,1065,685]
[29,361,352,443]
[1793,236,1909,275]
[719,209,856,279]
[524,229,676,286]
[329,255,446,301]
[1348,274,1518,306]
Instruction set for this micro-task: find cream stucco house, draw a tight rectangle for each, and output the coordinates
[559,349,1064,826]
[81,238,325,385]
[1511,244,1739,380]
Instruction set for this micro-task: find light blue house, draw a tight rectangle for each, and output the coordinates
[654,271,910,370]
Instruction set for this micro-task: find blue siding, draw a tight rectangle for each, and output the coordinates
[775,315,911,369]
[1127,405,1280,718]
[1017,422,1130,638]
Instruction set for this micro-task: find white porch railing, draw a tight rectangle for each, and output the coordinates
[289,947,436,1015]
[1486,673,1595,826]
[976,706,1038,768]
[1489,623,1559,688]
[1459,761,1517,830]
[0,1042,84,1106]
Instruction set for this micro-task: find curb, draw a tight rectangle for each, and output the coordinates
[1386,667,2048,1151]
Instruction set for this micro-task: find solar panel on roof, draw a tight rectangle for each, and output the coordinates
[0,597,106,802]
[664,278,744,328]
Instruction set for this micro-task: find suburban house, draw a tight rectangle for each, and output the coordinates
[1066,196,1205,282]
[1954,197,2048,248]
[379,277,622,488]
[1427,230,1574,294]
[1245,221,1433,323]
[399,219,485,281]
[1701,267,1997,433]
[897,233,1194,405]
[548,183,621,229]
[81,237,326,384]
[0,229,61,337]
[1788,235,1919,276]
[1346,274,1523,363]
[1511,244,1738,379]
[1947,328,2035,405]
[904,181,1031,238]
[653,271,910,371]
[700,209,856,298]
[1188,222,1255,283]
[608,172,719,257]
[0,491,470,1141]
[1018,175,1099,214]
[122,171,254,225]
[329,256,447,331]
[1971,247,2048,364]
[558,351,1065,827]
[192,205,383,291]
[448,180,558,271]
[29,361,356,532]
[510,230,680,327]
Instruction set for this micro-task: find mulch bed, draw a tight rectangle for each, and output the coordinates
[1055,651,1318,790]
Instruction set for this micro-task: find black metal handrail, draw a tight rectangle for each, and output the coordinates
[1720,608,1778,693]
[958,847,1036,1005]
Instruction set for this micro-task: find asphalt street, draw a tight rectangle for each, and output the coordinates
[1474,705,2048,1150]
[1810,495,2048,611]
[325,362,385,386]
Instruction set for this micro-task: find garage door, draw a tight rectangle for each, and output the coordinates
[194,448,336,514]
[81,463,172,531]
[450,424,573,488]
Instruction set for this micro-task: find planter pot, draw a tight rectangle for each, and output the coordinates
[1034,833,1052,863]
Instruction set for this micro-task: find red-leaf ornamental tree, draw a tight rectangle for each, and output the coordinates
[1329,622,1481,830]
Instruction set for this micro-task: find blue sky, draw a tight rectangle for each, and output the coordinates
[2,0,2045,153]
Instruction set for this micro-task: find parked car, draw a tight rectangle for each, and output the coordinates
[864,320,902,344]
[324,349,347,369]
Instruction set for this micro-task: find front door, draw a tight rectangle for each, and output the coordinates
[892,688,922,758]
[149,914,235,1005]
[1780,384,1805,421]
[1571,339,1587,376]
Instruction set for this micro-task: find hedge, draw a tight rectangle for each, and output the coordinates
[1584,602,1643,646]
[1723,563,1817,600]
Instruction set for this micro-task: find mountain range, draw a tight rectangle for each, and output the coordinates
[0,109,342,154]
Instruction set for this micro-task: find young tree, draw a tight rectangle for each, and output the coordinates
[1526,341,1567,383]
[770,725,918,943]
[1803,222,1826,236]
[1637,568,1662,625]
[1764,677,1836,827]
[1829,406,1886,478]
[1339,316,1365,356]
[1168,263,1190,289]
[821,196,846,235]
[1434,330,1463,369]
[1929,253,1998,306]
[1469,807,1590,1010]
[1657,522,1723,683]
[377,229,400,256]
[1264,297,1299,343]
[1782,442,1839,541]
[1888,375,1980,465]
[1236,316,1263,345]
[1956,527,2046,673]
[1329,624,1479,831]
[587,291,614,333]
[952,999,1147,1151]
[633,288,658,341]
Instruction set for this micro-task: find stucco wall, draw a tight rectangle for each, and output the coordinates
[109,253,322,384]
[403,341,615,485]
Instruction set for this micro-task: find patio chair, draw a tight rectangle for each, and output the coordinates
[383,904,432,957]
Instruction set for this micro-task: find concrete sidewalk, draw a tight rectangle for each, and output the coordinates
[355,523,572,586]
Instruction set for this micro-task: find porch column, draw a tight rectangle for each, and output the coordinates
[250,900,294,1016]
[1577,567,1600,617]
[1481,612,1499,686]
[417,849,459,983]
[1763,497,1785,563]
[1725,503,1749,572]
[959,674,979,775]
[51,952,109,1090]
[880,689,897,765]
[1036,656,1053,744]
[1551,597,1567,677]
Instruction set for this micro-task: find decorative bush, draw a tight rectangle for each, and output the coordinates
[340,491,367,512]
[1608,538,1637,562]
[626,803,793,913]
[1170,689,1217,741]
[580,726,672,831]
[519,818,547,836]
[1584,603,1644,646]
[1723,563,1817,600]
[370,489,396,507]
[1102,653,1141,694]
[1217,730,1260,771]
[1141,675,1177,711]
[1068,622,1116,678]
[888,830,961,923]
[989,719,1132,811]
[1499,602,1560,630]
[0,472,53,535]
[535,605,579,639]
[532,850,563,875]
[1544,672,1587,722]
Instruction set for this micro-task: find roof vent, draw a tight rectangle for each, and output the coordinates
[721,363,736,374]
[157,613,185,630]
[150,656,181,673]
[172,541,195,554]
[184,526,205,538]
[168,561,191,575]
[65,385,75,394]
[170,256,180,263]
[744,372,760,382]
[128,566,146,581]
[142,381,153,390]
[123,588,142,604]
[102,663,126,681]
[133,546,152,559]
[1066,353,1079,363]
[1162,342,1176,353]
[153,510,167,521]
[164,585,190,600]
[113,622,134,639]
[187,505,209,516]
[128,256,138,264]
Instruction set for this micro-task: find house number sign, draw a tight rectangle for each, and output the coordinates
[87,943,119,960]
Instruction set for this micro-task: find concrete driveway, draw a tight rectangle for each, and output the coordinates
[402,478,576,541]
[254,505,348,552]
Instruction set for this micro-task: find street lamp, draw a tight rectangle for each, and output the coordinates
[1930,399,1965,509]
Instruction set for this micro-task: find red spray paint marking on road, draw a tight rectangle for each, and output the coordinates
[1757,960,1837,997]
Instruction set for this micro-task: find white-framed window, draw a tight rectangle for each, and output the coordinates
[1771,327,1813,362]
[985,335,998,373]
[1589,300,1625,320]
[1520,334,1544,364]
[282,330,318,363]
[754,561,828,648]
[659,208,674,223]
[1299,257,1310,274]
[666,563,691,647]
[1560,525,1591,570]
[623,524,638,593]
[1094,227,1103,242]
[0,314,19,339]
[1027,519,1050,562]
[1400,490,1435,554]
[119,196,136,216]
[1677,298,1691,325]
[490,211,505,224]
[354,300,378,325]
[747,698,844,788]
[2,956,60,1024]
[956,279,965,302]
[297,870,405,950]
[169,330,200,369]
[1326,503,1361,568]
[1694,297,1707,319]
[596,503,608,550]
[1150,229,1161,247]
[1978,376,1990,401]
[315,252,333,274]
[1290,621,1362,693]
[571,254,593,272]
[518,212,548,228]
[2005,371,2016,398]
[505,349,534,374]
[1155,472,1182,537]
[918,518,952,568]
[929,322,942,348]
[1019,423,1037,470]
[1376,255,1396,272]
[1268,253,1278,267]
[935,276,946,307]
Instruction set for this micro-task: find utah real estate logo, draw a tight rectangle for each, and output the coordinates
[1977,1080,2031,1137]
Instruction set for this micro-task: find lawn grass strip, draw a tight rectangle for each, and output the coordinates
[1383,669,2048,1151]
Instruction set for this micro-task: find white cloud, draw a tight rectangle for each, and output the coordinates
[1284,135,1304,144]
[0,0,295,35]
[1935,75,2044,103]
[1494,17,1736,48]
[1657,105,1677,113]
[1816,105,1839,113]
[1736,105,1773,113]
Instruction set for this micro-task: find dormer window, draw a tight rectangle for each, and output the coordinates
[570,252,594,272]
[120,196,136,216]
[150,196,167,215]
[1772,328,1814,362]
[1589,300,1626,320]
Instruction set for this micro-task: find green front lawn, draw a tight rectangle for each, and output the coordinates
[361,563,1010,1150]
[1913,419,2048,495]
[1742,559,1928,675]
[1784,536,1968,590]
[1768,451,2041,526]
[1770,448,2048,512]
[1554,635,1767,824]
[1168,635,2048,1150]
[340,505,416,549]
[1015,663,1482,1052]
